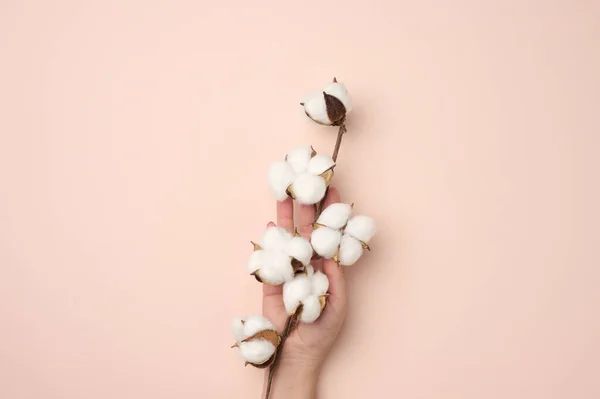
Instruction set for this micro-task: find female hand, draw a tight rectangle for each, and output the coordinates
[261,187,348,398]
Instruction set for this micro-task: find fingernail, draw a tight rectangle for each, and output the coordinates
[266,221,275,227]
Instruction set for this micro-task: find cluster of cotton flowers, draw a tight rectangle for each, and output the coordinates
[283,265,329,323]
[248,226,313,285]
[231,316,281,368]
[311,203,376,266]
[301,78,352,126]
[268,146,335,205]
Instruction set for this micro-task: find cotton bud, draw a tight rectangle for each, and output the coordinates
[268,146,335,205]
[301,78,352,126]
[248,226,312,285]
[231,316,281,368]
[282,266,329,323]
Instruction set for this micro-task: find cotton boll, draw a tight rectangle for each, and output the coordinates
[292,173,327,204]
[311,271,329,296]
[345,215,376,243]
[283,274,312,314]
[323,82,352,113]
[247,250,265,274]
[243,316,275,338]
[268,161,295,201]
[338,234,363,266]
[316,203,352,229]
[286,146,313,174]
[306,154,335,175]
[300,295,323,323]
[258,252,294,284]
[310,226,342,258]
[287,236,313,266]
[239,340,276,365]
[231,318,246,343]
[303,93,329,125]
[260,226,292,252]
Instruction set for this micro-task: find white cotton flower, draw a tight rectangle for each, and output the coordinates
[292,172,327,205]
[310,226,342,258]
[268,161,295,201]
[249,226,312,285]
[239,340,277,365]
[316,203,352,229]
[287,236,313,267]
[345,215,376,244]
[285,146,314,174]
[282,266,329,322]
[337,234,363,266]
[256,251,293,285]
[300,295,324,324]
[267,147,335,205]
[283,273,312,314]
[231,316,280,368]
[307,154,336,175]
[310,202,376,266]
[260,226,293,252]
[301,78,352,126]
[303,94,330,125]
[311,270,329,296]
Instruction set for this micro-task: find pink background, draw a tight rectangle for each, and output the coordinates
[1,1,599,398]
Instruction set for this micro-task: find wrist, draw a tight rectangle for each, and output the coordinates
[263,362,319,398]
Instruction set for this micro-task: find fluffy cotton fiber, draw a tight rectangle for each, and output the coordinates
[267,147,335,205]
[282,266,330,323]
[249,226,313,285]
[310,226,342,258]
[310,202,376,267]
[316,203,352,230]
[292,172,327,205]
[345,215,376,243]
[337,234,363,266]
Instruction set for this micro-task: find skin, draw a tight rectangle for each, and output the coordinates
[261,187,348,398]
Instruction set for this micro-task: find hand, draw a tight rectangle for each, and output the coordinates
[261,187,348,397]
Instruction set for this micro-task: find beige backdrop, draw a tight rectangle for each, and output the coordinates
[1,1,599,398]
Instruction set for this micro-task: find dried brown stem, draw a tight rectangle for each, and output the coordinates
[315,123,347,218]
[264,306,302,399]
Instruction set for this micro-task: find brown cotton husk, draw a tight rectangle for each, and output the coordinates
[251,241,262,251]
[310,146,317,157]
[312,222,324,231]
[290,258,305,274]
[320,168,334,186]
[323,92,347,125]
[361,241,371,251]
[286,185,296,199]
[319,294,329,311]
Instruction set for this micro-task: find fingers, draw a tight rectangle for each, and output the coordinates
[323,186,341,208]
[297,204,316,239]
[276,197,294,233]
[323,258,346,307]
